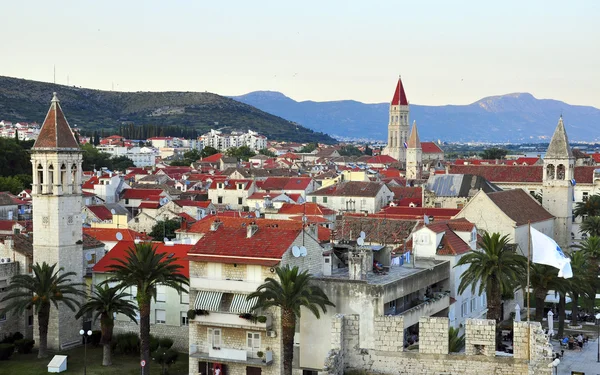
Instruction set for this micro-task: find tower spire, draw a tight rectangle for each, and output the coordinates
[407,120,421,149]
[545,116,573,159]
[33,92,79,150]
[391,76,408,105]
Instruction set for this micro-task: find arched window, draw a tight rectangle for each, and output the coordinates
[60,164,67,188]
[71,164,78,193]
[47,164,54,194]
[546,164,555,180]
[557,164,565,180]
[37,164,44,194]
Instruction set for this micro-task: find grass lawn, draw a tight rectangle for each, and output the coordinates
[0,345,189,375]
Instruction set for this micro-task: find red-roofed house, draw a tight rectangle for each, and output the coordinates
[510,157,542,166]
[366,155,398,168]
[266,202,336,225]
[410,218,485,328]
[207,179,256,209]
[187,219,324,372]
[93,241,192,350]
[119,188,169,215]
[256,177,319,198]
[83,227,151,251]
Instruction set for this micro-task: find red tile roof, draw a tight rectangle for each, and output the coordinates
[283,177,313,191]
[367,155,398,164]
[309,181,385,197]
[289,215,330,223]
[86,205,113,221]
[173,200,212,208]
[93,241,190,277]
[379,168,402,179]
[391,77,408,106]
[277,202,335,216]
[199,153,224,163]
[486,189,554,225]
[122,189,165,200]
[512,157,541,165]
[379,206,460,220]
[83,228,151,242]
[278,152,300,160]
[32,93,79,150]
[139,201,160,209]
[590,153,600,163]
[437,229,472,256]
[181,216,302,234]
[450,165,596,184]
[421,142,443,154]
[209,179,253,190]
[318,226,332,242]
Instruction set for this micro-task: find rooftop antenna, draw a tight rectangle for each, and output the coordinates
[53,65,56,84]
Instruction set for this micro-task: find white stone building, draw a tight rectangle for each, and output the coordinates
[200,129,267,152]
[207,179,256,210]
[307,181,394,214]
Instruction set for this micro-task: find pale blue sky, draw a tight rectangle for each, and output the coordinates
[3,1,599,106]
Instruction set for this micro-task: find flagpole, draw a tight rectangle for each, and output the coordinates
[527,221,531,323]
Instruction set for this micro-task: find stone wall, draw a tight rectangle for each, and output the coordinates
[324,315,552,375]
[112,320,189,351]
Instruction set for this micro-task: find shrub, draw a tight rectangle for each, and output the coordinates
[257,351,264,358]
[159,337,174,349]
[152,347,179,374]
[0,332,24,344]
[90,331,102,347]
[14,339,35,354]
[150,335,160,352]
[257,316,267,323]
[449,327,465,353]
[114,333,140,355]
[0,344,15,360]
[187,309,196,319]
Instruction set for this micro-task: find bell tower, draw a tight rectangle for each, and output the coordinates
[31,92,84,350]
[406,121,422,180]
[541,116,574,250]
[382,76,410,163]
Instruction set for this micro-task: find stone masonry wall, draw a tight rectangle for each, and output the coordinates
[325,315,552,375]
[113,320,189,351]
[370,315,404,352]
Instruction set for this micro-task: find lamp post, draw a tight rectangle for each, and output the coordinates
[596,313,600,362]
[79,329,92,375]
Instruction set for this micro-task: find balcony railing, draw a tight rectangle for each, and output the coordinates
[192,311,272,331]
[190,344,273,366]
[396,292,451,328]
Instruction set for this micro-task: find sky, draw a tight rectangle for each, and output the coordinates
[3,1,600,107]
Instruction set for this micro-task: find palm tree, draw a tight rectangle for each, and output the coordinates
[248,265,335,375]
[529,264,564,322]
[448,327,465,353]
[0,262,84,358]
[75,285,138,366]
[104,242,188,375]
[567,250,591,327]
[580,216,600,237]
[573,236,600,308]
[455,232,526,323]
[573,194,600,218]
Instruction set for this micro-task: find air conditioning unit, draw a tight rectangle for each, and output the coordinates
[5,258,11,263]
[267,330,277,338]
[0,258,5,263]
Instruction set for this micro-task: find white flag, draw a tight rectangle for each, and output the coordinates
[530,227,572,279]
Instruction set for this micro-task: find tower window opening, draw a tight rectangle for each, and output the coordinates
[546,164,555,180]
[47,164,54,194]
[37,164,44,194]
[557,164,565,180]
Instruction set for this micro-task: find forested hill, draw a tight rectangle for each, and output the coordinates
[0,76,336,144]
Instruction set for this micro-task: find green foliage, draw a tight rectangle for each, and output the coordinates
[0,138,34,179]
[364,145,373,156]
[200,146,219,158]
[111,156,135,172]
[152,347,179,374]
[480,147,508,160]
[170,149,201,166]
[158,338,174,349]
[581,216,600,237]
[257,315,268,323]
[186,309,196,319]
[225,146,256,161]
[338,145,363,156]
[149,335,160,353]
[574,194,600,218]
[0,343,15,360]
[90,330,102,347]
[0,176,24,194]
[259,148,277,157]
[14,339,35,354]
[149,218,181,240]
[448,327,465,353]
[81,143,112,171]
[299,143,318,153]
[0,332,23,344]
[113,333,140,355]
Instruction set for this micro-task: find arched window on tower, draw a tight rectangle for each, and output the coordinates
[37,164,44,194]
[71,164,78,193]
[546,164,555,180]
[557,164,565,180]
[47,164,54,194]
[60,164,67,194]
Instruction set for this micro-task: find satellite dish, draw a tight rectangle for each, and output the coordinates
[255,202,260,209]
[255,210,260,218]
[357,237,365,246]
[163,237,169,243]
[292,246,301,257]
[115,232,123,241]
[110,208,116,215]
[360,231,366,239]
[85,253,92,261]
[299,246,307,257]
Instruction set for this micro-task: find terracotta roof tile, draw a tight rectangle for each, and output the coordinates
[86,205,113,221]
[486,189,554,225]
[277,202,335,216]
[421,142,443,154]
[122,189,164,200]
[391,77,408,106]
[32,93,79,150]
[309,181,385,198]
[181,216,302,234]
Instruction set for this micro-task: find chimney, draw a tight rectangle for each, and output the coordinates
[247,224,259,238]
[348,249,365,281]
[181,217,188,231]
[323,251,332,276]
[210,220,222,231]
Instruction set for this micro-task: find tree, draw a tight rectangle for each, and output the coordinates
[81,143,114,171]
[455,232,526,323]
[338,145,363,157]
[248,265,334,375]
[225,146,256,161]
[0,262,85,358]
[259,148,277,157]
[200,146,219,158]
[580,216,600,237]
[573,236,600,308]
[93,131,100,146]
[149,218,181,240]
[75,285,138,366]
[448,327,465,353]
[299,143,318,153]
[567,250,595,326]
[111,156,135,172]
[104,243,188,375]
[364,145,373,156]
[0,176,24,195]
[573,194,600,218]
[480,148,508,160]
[529,264,563,322]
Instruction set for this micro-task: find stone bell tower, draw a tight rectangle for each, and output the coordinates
[541,116,574,250]
[406,121,422,180]
[382,76,410,163]
[31,92,84,350]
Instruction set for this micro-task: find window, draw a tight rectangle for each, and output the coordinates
[218,196,223,204]
[461,301,468,317]
[583,192,589,202]
[130,286,138,300]
[247,332,261,354]
[0,279,7,292]
[208,328,222,348]
[470,298,476,312]
[180,292,189,305]
[247,265,262,282]
[238,197,243,205]
[125,199,129,205]
[481,294,487,307]
[28,314,33,326]
[471,230,476,242]
[0,310,6,322]
[156,285,166,303]
[155,309,166,324]
[434,203,442,208]
[218,183,223,189]
[323,197,328,203]
[311,197,316,203]
[207,263,222,279]
[180,311,189,326]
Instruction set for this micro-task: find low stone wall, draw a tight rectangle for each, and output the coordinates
[324,315,553,375]
[112,321,188,351]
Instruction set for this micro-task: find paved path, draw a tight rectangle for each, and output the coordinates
[554,338,600,375]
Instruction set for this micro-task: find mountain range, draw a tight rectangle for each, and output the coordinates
[231,91,600,143]
[0,76,335,144]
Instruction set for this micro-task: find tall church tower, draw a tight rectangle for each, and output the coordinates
[542,117,574,250]
[406,121,422,180]
[31,93,84,350]
[382,77,410,163]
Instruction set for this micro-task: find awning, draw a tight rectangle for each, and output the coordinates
[229,294,258,314]
[194,291,223,311]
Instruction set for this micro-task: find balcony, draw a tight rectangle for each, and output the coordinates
[397,292,450,328]
[192,311,272,331]
[190,345,273,366]
[190,277,261,294]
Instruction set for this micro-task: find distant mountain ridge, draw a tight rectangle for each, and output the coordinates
[231,91,600,142]
[0,76,336,144]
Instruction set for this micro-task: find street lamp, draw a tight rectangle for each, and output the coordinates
[79,329,92,375]
[596,313,600,362]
